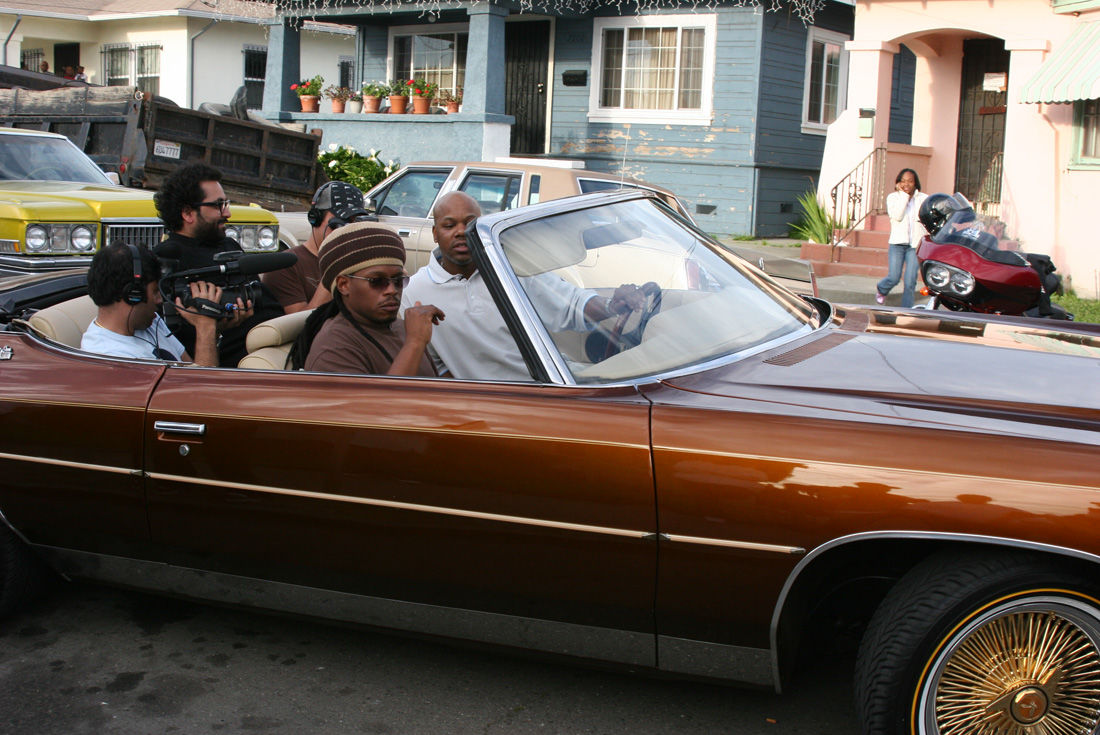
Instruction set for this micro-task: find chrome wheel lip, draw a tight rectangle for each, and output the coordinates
[917,594,1100,735]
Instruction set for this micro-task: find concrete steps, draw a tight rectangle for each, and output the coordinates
[797,214,893,279]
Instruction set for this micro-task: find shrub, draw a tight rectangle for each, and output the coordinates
[788,189,844,244]
[318,144,398,192]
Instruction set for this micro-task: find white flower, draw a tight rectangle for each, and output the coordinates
[327,143,338,151]
[328,160,337,168]
[344,145,356,153]
[369,148,377,158]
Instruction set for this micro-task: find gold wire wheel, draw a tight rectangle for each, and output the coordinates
[923,598,1100,735]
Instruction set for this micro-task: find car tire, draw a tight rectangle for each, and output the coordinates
[0,522,45,617]
[854,549,1100,735]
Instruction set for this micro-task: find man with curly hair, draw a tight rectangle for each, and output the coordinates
[153,163,283,366]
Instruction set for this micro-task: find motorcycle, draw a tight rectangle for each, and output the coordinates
[915,193,1073,320]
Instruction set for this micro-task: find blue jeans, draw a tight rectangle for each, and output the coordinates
[877,244,919,307]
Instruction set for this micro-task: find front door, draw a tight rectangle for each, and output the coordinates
[954,38,1008,206]
[505,20,551,155]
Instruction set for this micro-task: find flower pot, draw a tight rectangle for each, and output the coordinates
[363,96,381,113]
[346,99,363,114]
[388,95,408,114]
[445,101,460,114]
[412,96,431,114]
[299,95,319,113]
[331,98,346,113]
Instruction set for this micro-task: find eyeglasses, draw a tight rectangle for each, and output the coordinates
[195,199,231,211]
[345,274,409,290]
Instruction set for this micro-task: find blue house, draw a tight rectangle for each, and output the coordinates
[262,0,854,237]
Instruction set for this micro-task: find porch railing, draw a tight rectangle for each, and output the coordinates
[830,145,888,253]
[973,152,1004,219]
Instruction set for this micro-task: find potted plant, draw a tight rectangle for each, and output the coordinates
[361,81,386,113]
[346,90,364,114]
[324,85,352,113]
[441,87,462,114]
[406,78,439,114]
[290,75,323,112]
[387,79,409,114]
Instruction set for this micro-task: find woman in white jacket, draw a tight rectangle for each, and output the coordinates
[875,168,928,308]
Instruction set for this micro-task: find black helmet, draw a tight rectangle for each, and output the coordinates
[918,193,960,236]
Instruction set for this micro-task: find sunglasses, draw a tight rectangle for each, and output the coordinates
[195,199,232,211]
[346,274,409,290]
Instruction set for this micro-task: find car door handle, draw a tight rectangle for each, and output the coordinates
[397,229,412,237]
[154,421,206,436]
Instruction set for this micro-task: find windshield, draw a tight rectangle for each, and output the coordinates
[0,134,113,184]
[496,197,817,383]
[930,195,1011,256]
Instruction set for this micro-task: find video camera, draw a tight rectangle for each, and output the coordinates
[158,249,297,319]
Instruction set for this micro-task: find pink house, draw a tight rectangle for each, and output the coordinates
[818,0,1100,299]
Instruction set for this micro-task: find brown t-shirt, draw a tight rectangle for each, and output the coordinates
[304,312,436,376]
[262,244,320,309]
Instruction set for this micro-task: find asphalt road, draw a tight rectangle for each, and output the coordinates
[0,581,860,734]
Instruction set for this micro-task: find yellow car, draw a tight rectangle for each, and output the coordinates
[0,127,279,272]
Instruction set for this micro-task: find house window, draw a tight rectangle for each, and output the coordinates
[243,45,267,109]
[21,48,44,72]
[391,25,468,96]
[589,14,716,126]
[802,27,849,134]
[102,43,162,94]
[1075,98,1100,166]
[338,56,355,89]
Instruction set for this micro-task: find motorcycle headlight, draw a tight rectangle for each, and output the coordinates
[257,226,277,251]
[25,225,48,252]
[923,261,975,297]
[70,225,96,253]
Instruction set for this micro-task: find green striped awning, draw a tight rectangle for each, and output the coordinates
[1020,22,1100,103]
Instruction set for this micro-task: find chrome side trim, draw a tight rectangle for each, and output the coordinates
[146,471,654,540]
[768,531,1100,692]
[664,534,804,555]
[0,254,94,269]
[658,635,773,688]
[38,547,655,668]
[0,450,135,476]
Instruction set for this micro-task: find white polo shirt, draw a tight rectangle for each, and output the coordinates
[81,313,186,361]
[402,251,597,381]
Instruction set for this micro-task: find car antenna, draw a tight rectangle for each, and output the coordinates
[619,123,630,189]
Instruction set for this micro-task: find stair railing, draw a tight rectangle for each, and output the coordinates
[829,145,887,259]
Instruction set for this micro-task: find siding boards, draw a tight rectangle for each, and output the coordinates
[888,44,916,145]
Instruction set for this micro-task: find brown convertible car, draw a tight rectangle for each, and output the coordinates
[1,190,1098,735]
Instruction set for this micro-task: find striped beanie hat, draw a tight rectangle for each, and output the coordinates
[318,223,406,291]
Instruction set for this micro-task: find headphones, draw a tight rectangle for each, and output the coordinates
[120,242,146,305]
[307,181,335,228]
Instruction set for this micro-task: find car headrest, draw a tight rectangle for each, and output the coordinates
[27,295,97,349]
[244,308,313,352]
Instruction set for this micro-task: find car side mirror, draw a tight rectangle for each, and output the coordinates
[364,197,377,215]
[104,171,120,185]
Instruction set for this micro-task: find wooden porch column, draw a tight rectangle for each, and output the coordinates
[464,2,508,115]
[262,19,301,115]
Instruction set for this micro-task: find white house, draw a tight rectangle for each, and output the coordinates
[0,0,354,110]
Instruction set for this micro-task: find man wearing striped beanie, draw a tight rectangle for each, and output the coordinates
[296,222,443,376]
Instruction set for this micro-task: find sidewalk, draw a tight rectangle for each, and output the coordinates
[714,236,904,307]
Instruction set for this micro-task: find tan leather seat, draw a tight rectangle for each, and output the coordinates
[27,296,97,348]
[238,308,313,370]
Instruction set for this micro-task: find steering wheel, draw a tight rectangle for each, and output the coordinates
[589,282,662,361]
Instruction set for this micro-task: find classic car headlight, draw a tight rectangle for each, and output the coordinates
[225,225,279,252]
[70,225,95,253]
[25,225,48,252]
[23,223,98,254]
[923,261,975,296]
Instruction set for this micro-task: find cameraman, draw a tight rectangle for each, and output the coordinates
[81,242,252,366]
[153,162,283,366]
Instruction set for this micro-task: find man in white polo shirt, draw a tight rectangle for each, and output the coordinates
[401,191,645,381]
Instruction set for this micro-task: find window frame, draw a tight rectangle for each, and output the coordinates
[800,26,850,136]
[1071,98,1100,169]
[243,44,267,109]
[101,42,162,94]
[388,23,468,97]
[588,14,717,126]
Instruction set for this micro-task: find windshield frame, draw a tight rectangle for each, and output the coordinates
[471,190,823,387]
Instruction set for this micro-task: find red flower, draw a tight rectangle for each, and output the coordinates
[406,80,414,86]
[415,89,422,95]
[290,83,298,90]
